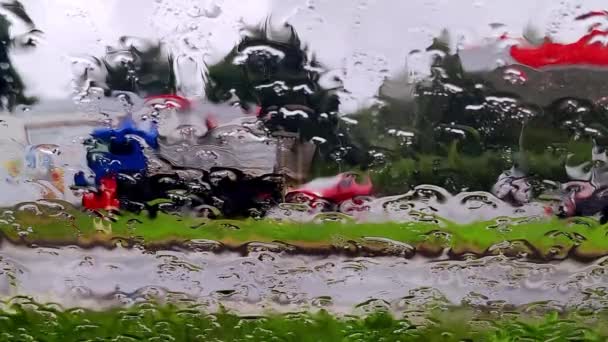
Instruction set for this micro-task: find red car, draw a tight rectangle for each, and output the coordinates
[510,29,608,68]
[286,173,373,205]
[457,10,608,71]
[487,10,608,69]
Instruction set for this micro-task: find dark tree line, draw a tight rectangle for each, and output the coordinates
[75,23,602,195]
[12,6,604,196]
[348,29,608,194]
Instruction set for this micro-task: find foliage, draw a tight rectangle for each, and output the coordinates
[0,299,605,341]
[205,20,364,164]
[0,1,41,111]
[82,36,176,98]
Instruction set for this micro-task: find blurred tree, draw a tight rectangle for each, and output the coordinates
[205,20,365,166]
[103,37,176,97]
[344,29,591,194]
[80,36,176,98]
[0,0,41,112]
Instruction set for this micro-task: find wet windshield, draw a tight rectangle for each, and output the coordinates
[1,0,608,340]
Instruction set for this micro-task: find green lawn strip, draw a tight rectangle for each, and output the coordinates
[4,201,608,257]
[0,300,607,341]
[445,217,608,256]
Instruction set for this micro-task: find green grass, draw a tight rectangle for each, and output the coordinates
[4,200,608,259]
[0,299,606,341]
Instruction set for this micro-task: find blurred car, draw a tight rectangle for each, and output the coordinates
[285,172,373,210]
[459,10,608,107]
[72,95,317,217]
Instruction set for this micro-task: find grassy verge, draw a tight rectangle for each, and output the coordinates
[0,299,606,341]
[4,200,608,259]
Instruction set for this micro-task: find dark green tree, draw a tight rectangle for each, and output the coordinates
[81,36,176,98]
[0,1,41,111]
[205,21,365,167]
